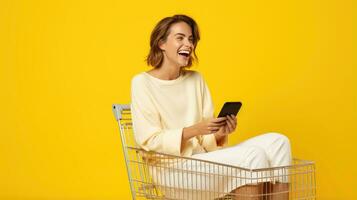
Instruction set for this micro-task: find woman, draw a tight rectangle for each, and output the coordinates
[130,14,291,200]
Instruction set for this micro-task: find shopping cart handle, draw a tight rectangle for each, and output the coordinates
[112,104,131,121]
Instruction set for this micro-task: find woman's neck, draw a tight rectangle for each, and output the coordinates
[147,65,182,80]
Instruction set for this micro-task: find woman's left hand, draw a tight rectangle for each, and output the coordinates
[214,114,237,137]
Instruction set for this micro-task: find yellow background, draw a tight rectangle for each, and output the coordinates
[1,0,355,199]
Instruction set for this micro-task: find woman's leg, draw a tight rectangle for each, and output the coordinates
[237,132,292,168]
[191,132,291,199]
[194,145,270,199]
[271,182,289,200]
[192,143,271,169]
[238,132,291,200]
[261,182,289,200]
[232,147,269,200]
[233,183,264,200]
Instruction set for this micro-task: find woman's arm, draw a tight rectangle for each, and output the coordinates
[214,132,227,145]
[131,76,186,156]
[198,72,229,150]
[182,117,227,152]
[182,126,198,141]
[182,126,197,151]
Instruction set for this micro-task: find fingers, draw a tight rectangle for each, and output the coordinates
[212,117,227,123]
[210,117,227,127]
[207,115,237,134]
[226,115,237,133]
[209,120,226,127]
[208,126,220,133]
[226,117,233,132]
[207,119,226,134]
[223,124,228,134]
[229,114,237,126]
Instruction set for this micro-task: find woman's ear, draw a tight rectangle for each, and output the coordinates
[158,39,166,51]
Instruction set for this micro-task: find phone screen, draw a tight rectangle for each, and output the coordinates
[217,102,242,118]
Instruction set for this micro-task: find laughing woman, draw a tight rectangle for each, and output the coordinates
[130,14,291,200]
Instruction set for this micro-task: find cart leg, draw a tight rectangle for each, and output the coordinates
[233,183,264,200]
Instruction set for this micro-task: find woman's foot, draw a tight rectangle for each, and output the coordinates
[233,183,264,200]
[271,182,289,200]
[262,182,272,200]
[260,182,289,200]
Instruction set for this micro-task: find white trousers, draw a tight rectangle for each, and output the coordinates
[153,132,292,200]
[193,132,292,169]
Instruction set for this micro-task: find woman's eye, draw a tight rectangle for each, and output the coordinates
[176,37,193,43]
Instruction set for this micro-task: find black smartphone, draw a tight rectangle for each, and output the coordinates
[217,102,242,118]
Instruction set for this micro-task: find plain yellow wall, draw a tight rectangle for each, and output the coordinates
[1,0,355,199]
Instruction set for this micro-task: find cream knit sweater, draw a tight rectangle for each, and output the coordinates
[130,69,227,157]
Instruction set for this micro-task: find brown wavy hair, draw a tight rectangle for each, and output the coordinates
[146,14,200,68]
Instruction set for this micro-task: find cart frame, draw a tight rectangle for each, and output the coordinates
[112,104,316,200]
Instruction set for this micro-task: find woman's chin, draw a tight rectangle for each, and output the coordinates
[178,60,189,67]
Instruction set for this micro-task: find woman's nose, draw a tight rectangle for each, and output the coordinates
[184,39,193,48]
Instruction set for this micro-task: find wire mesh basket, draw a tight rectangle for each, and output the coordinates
[112,104,316,200]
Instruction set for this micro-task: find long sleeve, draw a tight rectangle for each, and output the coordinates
[199,75,228,151]
[130,77,183,156]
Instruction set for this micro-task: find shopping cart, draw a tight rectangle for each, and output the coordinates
[112,104,316,200]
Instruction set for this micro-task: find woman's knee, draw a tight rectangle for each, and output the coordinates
[244,146,269,169]
[265,132,291,147]
[264,132,292,166]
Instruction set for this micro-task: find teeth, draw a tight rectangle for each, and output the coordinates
[178,50,190,54]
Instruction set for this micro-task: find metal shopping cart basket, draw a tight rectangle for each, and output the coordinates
[112,104,316,200]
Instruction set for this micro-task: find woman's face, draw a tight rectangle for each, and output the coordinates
[159,22,194,68]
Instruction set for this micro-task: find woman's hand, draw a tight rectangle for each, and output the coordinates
[214,114,237,139]
[195,117,227,135]
[182,117,227,141]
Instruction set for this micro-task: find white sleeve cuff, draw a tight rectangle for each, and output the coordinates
[162,128,183,156]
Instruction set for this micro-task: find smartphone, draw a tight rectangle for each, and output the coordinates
[217,102,242,118]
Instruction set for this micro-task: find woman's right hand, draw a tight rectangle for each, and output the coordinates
[182,117,227,143]
[182,117,227,151]
[193,117,227,135]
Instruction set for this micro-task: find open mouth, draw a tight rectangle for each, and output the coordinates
[178,50,191,58]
